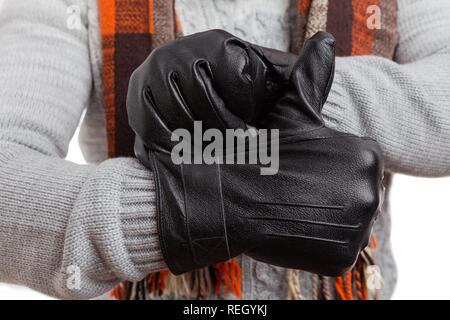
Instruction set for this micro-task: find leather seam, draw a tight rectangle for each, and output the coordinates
[216,162,231,260]
[180,163,197,268]
[149,151,174,272]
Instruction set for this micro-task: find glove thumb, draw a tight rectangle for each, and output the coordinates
[292,31,336,117]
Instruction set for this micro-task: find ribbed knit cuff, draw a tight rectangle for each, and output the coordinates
[117,159,167,275]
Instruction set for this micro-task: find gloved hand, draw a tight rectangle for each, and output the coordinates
[126,30,384,276]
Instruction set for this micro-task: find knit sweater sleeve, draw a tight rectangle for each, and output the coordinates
[322,0,450,177]
[0,0,165,299]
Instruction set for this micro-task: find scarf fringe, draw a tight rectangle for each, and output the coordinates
[287,269,303,300]
[302,232,381,300]
[109,258,242,300]
[110,234,380,300]
[333,233,382,300]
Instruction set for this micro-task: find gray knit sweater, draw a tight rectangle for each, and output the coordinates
[0,0,448,299]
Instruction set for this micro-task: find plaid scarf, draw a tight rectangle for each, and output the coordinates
[98,0,398,300]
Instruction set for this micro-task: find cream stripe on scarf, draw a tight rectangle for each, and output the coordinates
[304,0,329,41]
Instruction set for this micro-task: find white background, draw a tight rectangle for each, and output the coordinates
[0,0,449,300]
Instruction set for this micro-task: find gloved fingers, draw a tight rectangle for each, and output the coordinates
[150,59,247,135]
[247,42,298,82]
[143,69,198,136]
[213,38,298,125]
[291,31,336,116]
[148,30,260,126]
[136,31,249,133]
[205,38,260,124]
[191,59,247,131]
[127,81,174,151]
[224,34,334,130]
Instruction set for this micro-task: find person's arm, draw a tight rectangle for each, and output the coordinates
[0,0,165,299]
[322,0,450,177]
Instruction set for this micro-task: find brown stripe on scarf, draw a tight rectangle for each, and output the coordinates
[372,0,399,59]
[326,0,353,56]
[114,0,153,157]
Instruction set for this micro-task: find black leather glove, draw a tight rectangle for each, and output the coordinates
[126,30,384,276]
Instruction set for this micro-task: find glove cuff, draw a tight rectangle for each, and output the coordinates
[151,152,231,274]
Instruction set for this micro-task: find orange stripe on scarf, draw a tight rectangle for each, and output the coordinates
[149,0,154,34]
[298,0,312,15]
